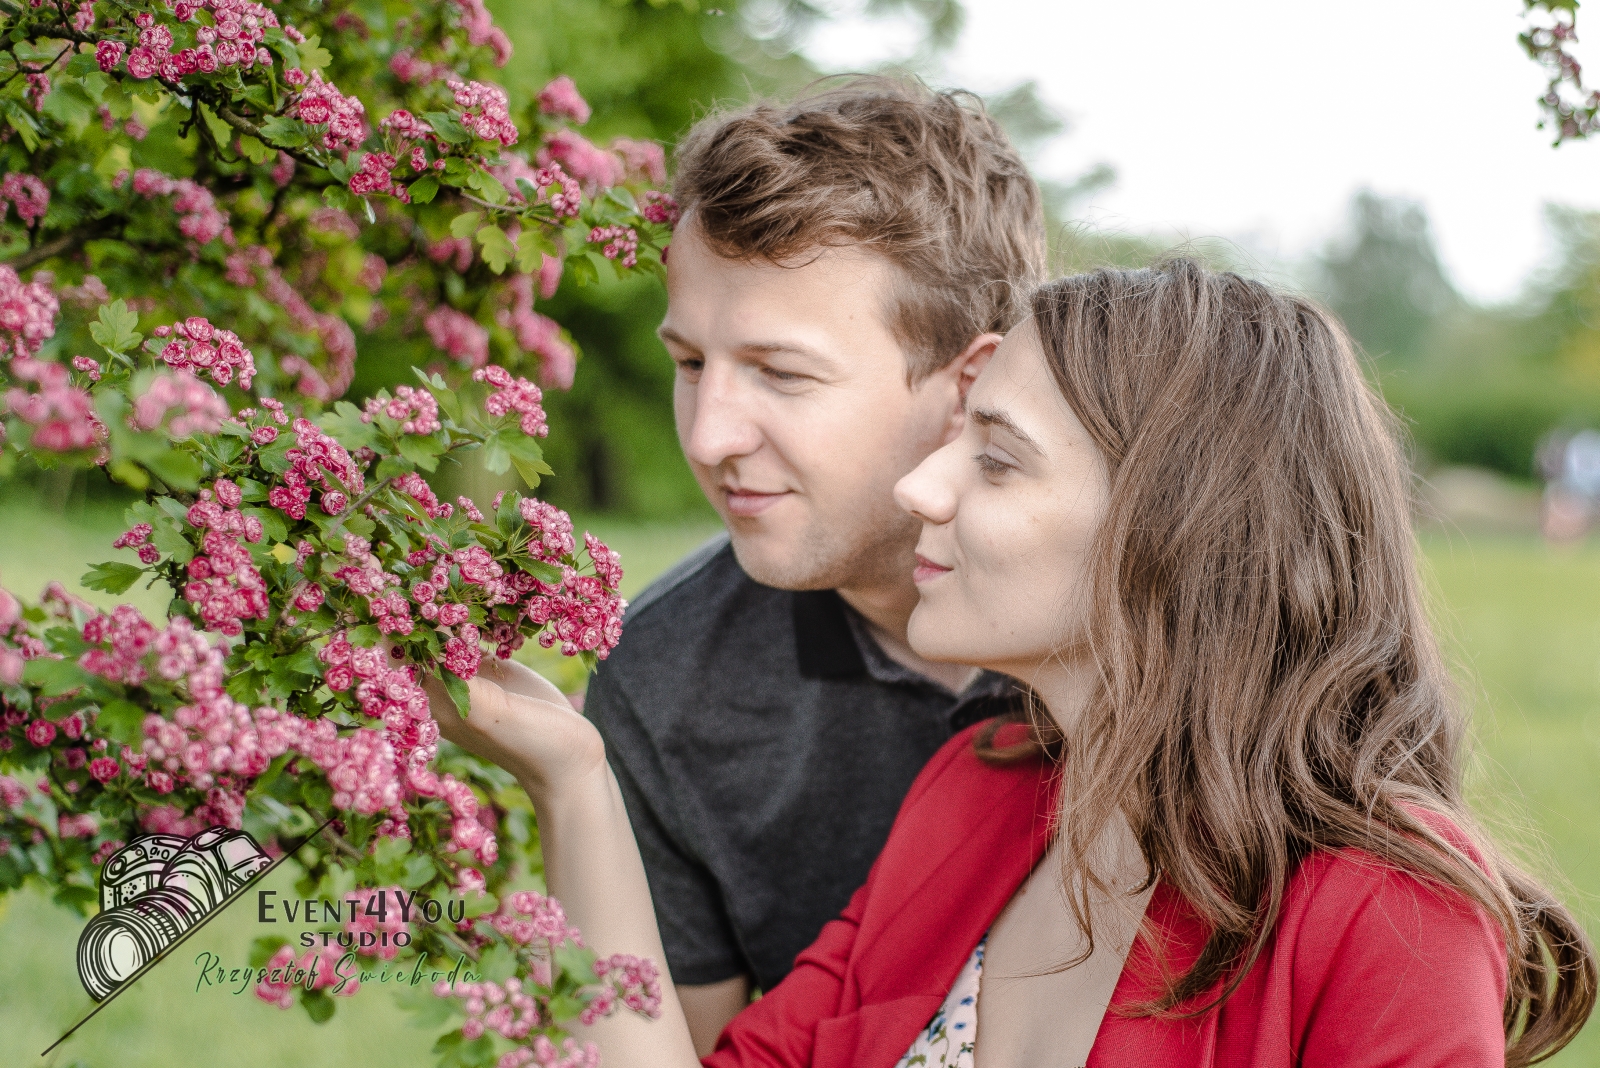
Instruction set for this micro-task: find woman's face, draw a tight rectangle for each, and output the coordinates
[893,323,1110,682]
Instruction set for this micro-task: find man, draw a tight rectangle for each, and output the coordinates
[583,76,1047,1054]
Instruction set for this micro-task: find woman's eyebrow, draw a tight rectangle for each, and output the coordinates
[969,406,1043,455]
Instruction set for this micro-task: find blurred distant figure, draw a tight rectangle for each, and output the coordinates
[1536,428,1600,541]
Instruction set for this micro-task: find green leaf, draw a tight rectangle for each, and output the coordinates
[243,507,288,544]
[257,115,310,148]
[475,945,517,984]
[475,225,514,274]
[250,935,291,968]
[88,299,142,354]
[509,454,544,490]
[23,658,90,697]
[423,111,470,145]
[197,102,233,150]
[3,102,39,152]
[301,988,336,1024]
[146,450,203,491]
[408,175,439,204]
[465,167,507,205]
[296,35,332,74]
[482,435,510,475]
[554,940,599,986]
[81,561,144,595]
[495,490,522,534]
[449,211,483,239]
[317,401,377,451]
[239,135,274,165]
[396,434,445,472]
[96,699,147,747]
[398,854,435,889]
[514,230,547,274]
[442,672,471,716]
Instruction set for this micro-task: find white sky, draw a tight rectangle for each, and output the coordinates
[803,0,1600,304]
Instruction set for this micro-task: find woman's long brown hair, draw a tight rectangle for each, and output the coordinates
[981,259,1596,1064]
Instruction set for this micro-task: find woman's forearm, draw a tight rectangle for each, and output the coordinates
[522,763,703,1066]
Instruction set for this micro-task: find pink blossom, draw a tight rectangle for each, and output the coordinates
[589,224,639,269]
[447,79,517,146]
[89,757,121,783]
[131,371,229,438]
[292,70,368,151]
[641,190,681,227]
[424,306,489,369]
[538,130,624,192]
[0,174,49,228]
[0,265,57,358]
[472,365,548,436]
[536,76,590,124]
[58,812,97,838]
[154,315,256,388]
[362,385,439,435]
[24,719,54,747]
[610,138,666,185]
[6,357,103,452]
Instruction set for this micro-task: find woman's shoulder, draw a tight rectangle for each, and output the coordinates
[1274,807,1508,986]
[899,717,1052,811]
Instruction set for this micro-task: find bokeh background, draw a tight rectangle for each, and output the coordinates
[8,1,1600,1064]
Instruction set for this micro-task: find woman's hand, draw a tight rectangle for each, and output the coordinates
[423,658,607,801]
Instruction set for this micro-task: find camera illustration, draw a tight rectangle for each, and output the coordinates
[76,827,271,1001]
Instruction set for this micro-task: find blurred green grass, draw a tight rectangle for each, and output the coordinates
[3,492,1599,1065]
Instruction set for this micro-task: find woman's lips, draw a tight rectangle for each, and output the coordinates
[723,488,788,518]
[913,554,953,584]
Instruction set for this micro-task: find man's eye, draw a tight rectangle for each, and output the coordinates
[762,367,803,383]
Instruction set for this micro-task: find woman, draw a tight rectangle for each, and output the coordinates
[428,260,1596,1067]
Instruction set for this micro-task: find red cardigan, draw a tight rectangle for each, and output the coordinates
[704,723,1508,1067]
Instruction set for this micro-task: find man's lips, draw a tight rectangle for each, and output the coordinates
[722,487,789,518]
[913,554,953,584]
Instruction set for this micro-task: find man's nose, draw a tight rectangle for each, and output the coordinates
[681,361,764,469]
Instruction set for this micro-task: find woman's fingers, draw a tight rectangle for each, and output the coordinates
[424,668,606,792]
[478,655,574,711]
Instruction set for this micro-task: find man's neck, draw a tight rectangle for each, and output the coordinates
[835,582,980,695]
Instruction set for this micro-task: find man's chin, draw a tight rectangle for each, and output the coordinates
[724,529,835,592]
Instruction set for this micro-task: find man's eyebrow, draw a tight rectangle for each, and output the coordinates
[969,406,1043,455]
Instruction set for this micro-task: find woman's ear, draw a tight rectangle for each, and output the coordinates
[940,332,1003,444]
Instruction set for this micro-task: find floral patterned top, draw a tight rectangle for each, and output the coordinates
[895,934,986,1068]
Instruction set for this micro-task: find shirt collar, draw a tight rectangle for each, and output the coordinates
[792,589,1014,704]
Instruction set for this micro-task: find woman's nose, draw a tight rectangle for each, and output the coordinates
[894,441,961,524]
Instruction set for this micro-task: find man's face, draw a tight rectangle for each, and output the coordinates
[659,222,965,592]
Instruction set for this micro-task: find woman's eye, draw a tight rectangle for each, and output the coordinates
[974,451,1013,477]
[675,357,704,377]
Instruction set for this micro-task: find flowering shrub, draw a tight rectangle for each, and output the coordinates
[0,0,675,1062]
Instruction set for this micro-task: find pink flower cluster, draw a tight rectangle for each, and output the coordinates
[113,523,161,565]
[497,274,575,389]
[447,79,518,146]
[0,173,49,228]
[441,975,542,1042]
[451,0,513,66]
[519,498,576,561]
[129,169,232,246]
[472,366,548,437]
[495,1039,599,1068]
[0,774,27,810]
[389,50,453,85]
[362,385,440,435]
[0,583,24,684]
[393,472,454,521]
[424,306,489,369]
[611,138,667,186]
[222,252,355,402]
[524,536,626,660]
[536,76,590,124]
[268,418,366,520]
[5,357,104,452]
[180,479,268,636]
[589,224,639,269]
[483,889,581,948]
[349,152,406,200]
[0,265,59,359]
[131,371,230,437]
[120,1,279,81]
[315,628,439,773]
[255,943,359,1008]
[582,953,663,1025]
[641,190,681,227]
[291,70,369,152]
[530,161,581,218]
[151,316,257,388]
[538,130,623,192]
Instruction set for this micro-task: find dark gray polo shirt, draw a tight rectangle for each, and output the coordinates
[583,534,1018,992]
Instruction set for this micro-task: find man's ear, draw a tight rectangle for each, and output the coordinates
[938,332,1003,444]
